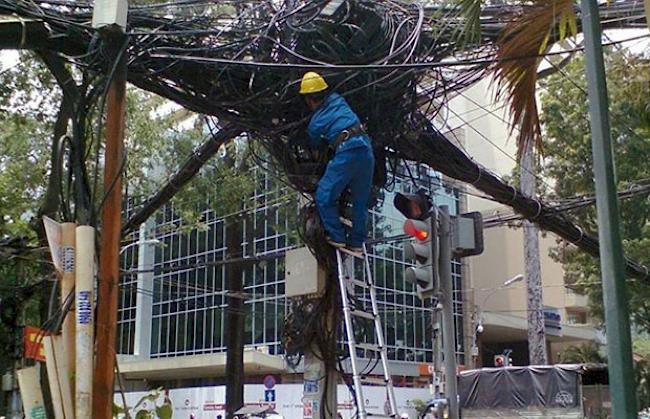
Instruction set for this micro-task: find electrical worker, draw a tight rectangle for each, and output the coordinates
[299,71,374,252]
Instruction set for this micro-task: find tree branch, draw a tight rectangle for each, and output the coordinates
[121,124,242,235]
[35,51,81,222]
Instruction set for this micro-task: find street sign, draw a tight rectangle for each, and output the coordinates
[263,374,276,389]
[24,326,49,362]
[264,389,276,402]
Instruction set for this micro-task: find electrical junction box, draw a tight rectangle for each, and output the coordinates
[92,0,128,30]
[285,247,325,298]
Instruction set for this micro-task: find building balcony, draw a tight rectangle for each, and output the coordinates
[565,288,588,309]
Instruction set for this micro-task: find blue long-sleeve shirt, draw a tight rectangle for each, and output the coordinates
[307,93,371,153]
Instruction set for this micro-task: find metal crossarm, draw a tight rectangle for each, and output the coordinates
[335,245,399,419]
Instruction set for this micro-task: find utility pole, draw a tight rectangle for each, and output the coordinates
[438,206,459,419]
[225,217,245,419]
[580,0,636,417]
[520,145,547,365]
[431,301,442,398]
[92,0,128,412]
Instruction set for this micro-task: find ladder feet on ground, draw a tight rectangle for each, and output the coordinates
[335,247,398,419]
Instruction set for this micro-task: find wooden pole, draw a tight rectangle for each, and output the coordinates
[93,34,127,419]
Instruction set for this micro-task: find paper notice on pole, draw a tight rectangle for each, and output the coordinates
[16,365,47,419]
[43,216,63,273]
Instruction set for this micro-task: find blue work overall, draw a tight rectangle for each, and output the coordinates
[307,93,375,247]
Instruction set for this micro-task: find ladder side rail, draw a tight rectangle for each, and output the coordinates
[362,244,399,417]
[336,250,368,419]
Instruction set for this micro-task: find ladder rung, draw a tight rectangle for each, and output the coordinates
[350,309,375,320]
[337,247,364,258]
[355,343,382,352]
[349,278,369,288]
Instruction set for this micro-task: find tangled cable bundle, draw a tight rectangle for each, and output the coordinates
[1,1,649,414]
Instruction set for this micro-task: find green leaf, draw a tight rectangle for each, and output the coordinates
[460,0,482,44]
[133,389,162,409]
[559,11,568,41]
[155,403,173,419]
[538,30,552,55]
[113,402,126,418]
[567,11,577,36]
[135,410,152,419]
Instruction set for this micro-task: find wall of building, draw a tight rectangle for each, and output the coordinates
[117,162,468,379]
[441,79,596,368]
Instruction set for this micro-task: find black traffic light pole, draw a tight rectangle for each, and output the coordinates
[438,206,459,419]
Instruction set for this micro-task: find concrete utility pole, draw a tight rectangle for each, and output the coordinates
[580,0,636,417]
[92,0,128,411]
[519,144,548,365]
[438,206,459,419]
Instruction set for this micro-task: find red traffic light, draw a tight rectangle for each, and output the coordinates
[393,190,432,220]
[494,355,507,367]
[404,219,429,241]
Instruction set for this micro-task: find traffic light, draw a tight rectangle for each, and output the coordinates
[494,355,506,367]
[394,190,437,299]
[403,217,437,300]
[393,189,432,220]
[494,353,512,367]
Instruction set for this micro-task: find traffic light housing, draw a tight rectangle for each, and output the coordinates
[393,189,432,221]
[494,354,511,367]
[403,216,437,300]
[494,355,506,367]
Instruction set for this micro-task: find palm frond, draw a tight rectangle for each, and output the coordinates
[492,0,577,156]
[459,0,483,44]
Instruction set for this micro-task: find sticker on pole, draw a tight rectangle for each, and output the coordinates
[303,379,319,394]
[77,290,92,325]
[303,400,313,419]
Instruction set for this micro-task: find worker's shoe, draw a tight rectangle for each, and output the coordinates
[326,237,346,249]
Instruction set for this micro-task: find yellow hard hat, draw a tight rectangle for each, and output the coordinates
[299,71,328,95]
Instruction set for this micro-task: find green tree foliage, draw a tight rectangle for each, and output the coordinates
[559,342,606,364]
[539,50,650,331]
[0,51,255,374]
[0,53,60,238]
[634,338,650,409]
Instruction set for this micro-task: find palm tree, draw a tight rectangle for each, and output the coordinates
[560,342,606,363]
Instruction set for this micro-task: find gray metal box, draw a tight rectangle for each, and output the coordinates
[92,0,128,30]
[285,247,325,298]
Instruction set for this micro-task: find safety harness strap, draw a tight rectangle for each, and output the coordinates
[329,123,366,151]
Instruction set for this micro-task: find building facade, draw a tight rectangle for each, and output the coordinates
[445,79,600,368]
[117,162,466,387]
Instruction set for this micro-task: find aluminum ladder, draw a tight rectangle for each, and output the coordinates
[335,244,398,419]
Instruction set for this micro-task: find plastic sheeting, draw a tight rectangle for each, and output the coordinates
[459,366,581,409]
